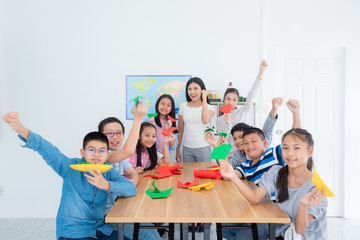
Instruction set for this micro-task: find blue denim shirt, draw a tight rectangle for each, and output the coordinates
[19,131,137,239]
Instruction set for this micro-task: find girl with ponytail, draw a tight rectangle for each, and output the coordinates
[219,128,328,239]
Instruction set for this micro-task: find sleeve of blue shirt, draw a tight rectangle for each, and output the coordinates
[108,170,137,197]
[18,131,75,179]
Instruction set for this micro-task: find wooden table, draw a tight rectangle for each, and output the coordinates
[106,162,290,240]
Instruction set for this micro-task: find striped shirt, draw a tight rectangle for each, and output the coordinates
[216,78,262,159]
[235,145,285,184]
[229,113,278,168]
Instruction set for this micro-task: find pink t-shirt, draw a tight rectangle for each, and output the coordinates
[156,118,168,154]
[129,150,150,169]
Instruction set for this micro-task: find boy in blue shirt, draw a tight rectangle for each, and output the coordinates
[2,112,136,240]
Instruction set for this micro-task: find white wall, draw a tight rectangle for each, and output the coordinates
[0,0,262,218]
[1,0,359,219]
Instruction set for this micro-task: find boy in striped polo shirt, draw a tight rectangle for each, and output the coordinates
[234,99,301,183]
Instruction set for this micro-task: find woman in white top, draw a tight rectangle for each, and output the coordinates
[176,77,215,162]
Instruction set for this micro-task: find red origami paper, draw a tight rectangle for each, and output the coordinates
[167,115,176,122]
[177,178,200,188]
[194,169,222,179]
[144,164,182,178]
[162,127,177,136]
[144,166,173,179]
[220,104,234,114]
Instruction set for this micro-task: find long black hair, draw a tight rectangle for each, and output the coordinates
[154,94,178,133]
[136,122,158,170]
[276,128,314,203]
[185,77,210,104]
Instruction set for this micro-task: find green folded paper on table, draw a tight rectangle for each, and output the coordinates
[217,132,228,137]
[129,96,145,106]
[210,144,232,160]
[147,113,158,118]
[145,179,173,199]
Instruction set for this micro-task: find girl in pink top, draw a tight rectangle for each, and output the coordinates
[129,122,175,174]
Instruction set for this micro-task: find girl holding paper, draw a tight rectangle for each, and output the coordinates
[143,94,178,157]
[129,122,175,173]
[216,60,268,159]
[219,128,328,239]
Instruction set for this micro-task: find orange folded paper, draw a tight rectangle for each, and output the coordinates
[312,170,335,197]
[188,182,215,191]
[167,115,176,122]
[177,178,200,188]
[162,127,178,136]
[220,104,234,114]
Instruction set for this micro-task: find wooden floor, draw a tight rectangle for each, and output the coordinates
[0,217,359,239]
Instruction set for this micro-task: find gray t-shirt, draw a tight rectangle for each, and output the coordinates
[258,165,328,240]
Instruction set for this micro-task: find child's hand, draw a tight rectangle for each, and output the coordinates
[204,131,218,147]
[2,112,30,139]
[217,136,228,145]
[224,113,231,124]
[135,166,144,174]
[257,60,268,80]
[259,60,268,72]
[134,102,147,119]
[300,188,326,207]
[149,117,155,125]
[286,99,300,114]
[270,97,283,118]
[2,112,22,132]
[219,160,237,181]
[165,119,172,130]
[85,167,110,191]
[201,90,208,102]
[164,133,175,143]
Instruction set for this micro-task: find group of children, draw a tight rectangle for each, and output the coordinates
[1,60,328,240]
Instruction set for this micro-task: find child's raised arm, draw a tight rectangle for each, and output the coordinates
[287,99,301,128]
[219,160,267,204]
[107,102,147,164]
[161,133,175,165]
[2,112,30,140]
[257,60,268,80]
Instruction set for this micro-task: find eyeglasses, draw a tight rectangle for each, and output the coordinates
[86,147,108,155]
[104,132,124,138]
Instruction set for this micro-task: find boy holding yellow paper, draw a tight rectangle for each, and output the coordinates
[2,112,136,240]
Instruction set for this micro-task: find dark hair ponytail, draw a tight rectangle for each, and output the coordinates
[136,122,158,170]
[276,128,314,203]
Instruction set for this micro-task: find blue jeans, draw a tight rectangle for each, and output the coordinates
[222,223,269,240]
[58,229,120,240]
[107,223,161,240]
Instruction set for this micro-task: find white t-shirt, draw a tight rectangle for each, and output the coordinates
[178,103,214,148]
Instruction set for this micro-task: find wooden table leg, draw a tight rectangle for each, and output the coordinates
[269,223,276,240]
[203,223,211,240]
[117,223,124,240]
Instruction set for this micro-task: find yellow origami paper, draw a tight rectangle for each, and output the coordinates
[188,182,215,191]
[312,170,335,197]
[70,164,113,173]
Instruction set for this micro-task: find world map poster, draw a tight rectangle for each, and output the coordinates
[126,75,191,120]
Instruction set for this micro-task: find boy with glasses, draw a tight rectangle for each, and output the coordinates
[2,112,137,240]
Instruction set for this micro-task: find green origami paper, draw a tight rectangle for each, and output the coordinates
[204,127,215,133]
[145,179,173,199]
[218,132,228,137]
[129,96,145,106]
[147,113,158,118]
[210,144,232,160]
